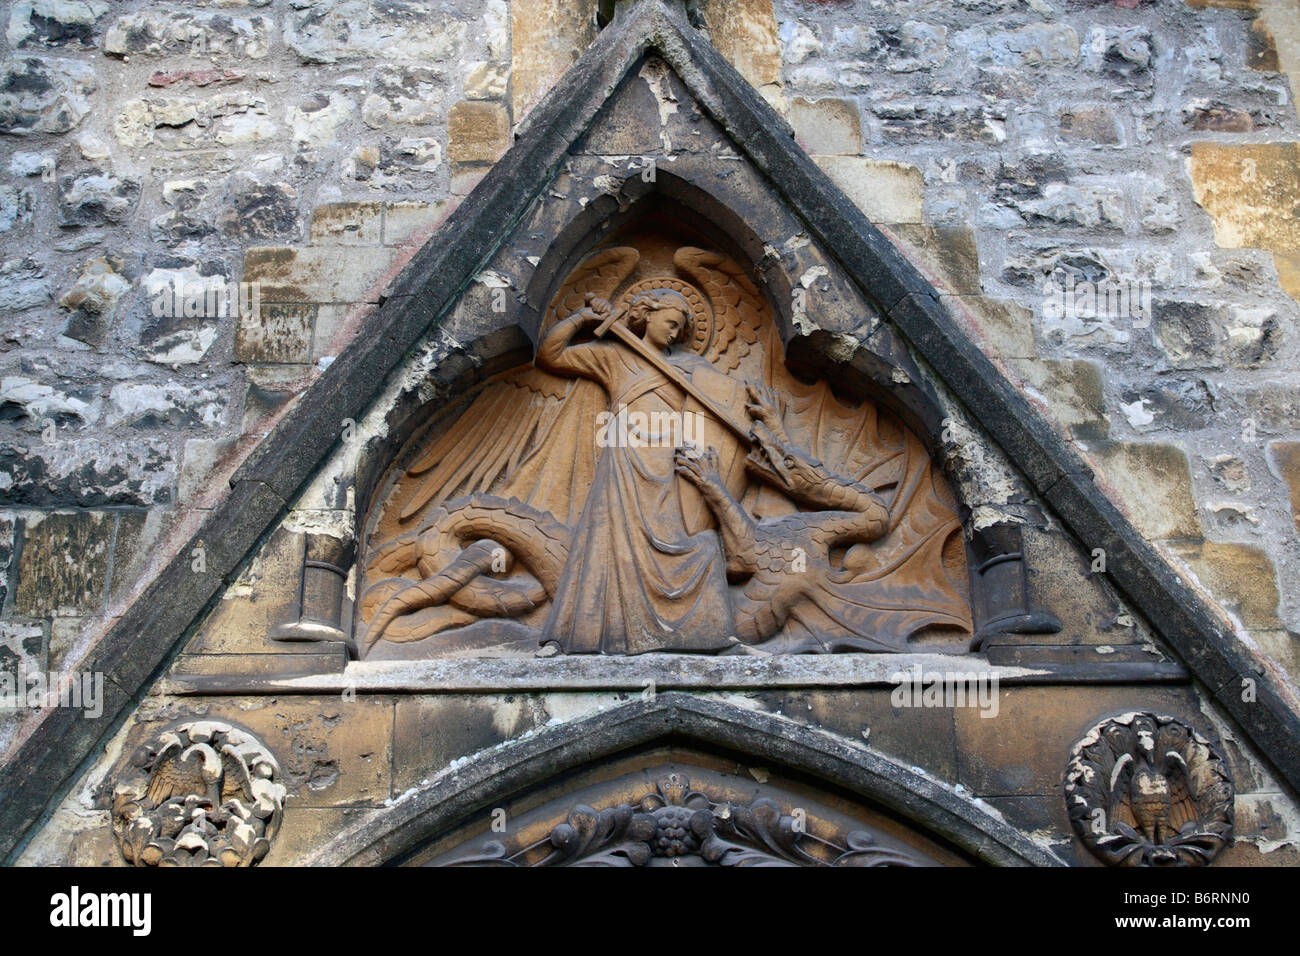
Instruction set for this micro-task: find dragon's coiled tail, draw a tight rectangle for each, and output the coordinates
[362,495,570,646]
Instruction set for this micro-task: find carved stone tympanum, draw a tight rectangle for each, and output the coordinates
[359,233,972,658]
[112,720,286,867]
[1064,712,1234,867]
[439,771,927,867]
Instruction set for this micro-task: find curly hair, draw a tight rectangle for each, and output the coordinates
[626,291,693,345]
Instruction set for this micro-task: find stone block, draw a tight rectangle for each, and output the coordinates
[383,200,446,246]
[1168,542,1281,630]
[447,100,510,166]
[1086,441,1201,540]
[510,0,595,120]
[815,156,924,224]
[14,511,114,617]
[1268,442,1300,532]
[1008,359,1107,436]
[310,202,382,246]
[242,246,397,304]
[890,224,981,294]
[789,97,862,156]
[235,302,316,364]
[0,55,96,134]
[1189,142,1300,251]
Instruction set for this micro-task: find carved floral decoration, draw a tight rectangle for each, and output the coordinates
[1064,712,1233,867]
[447,772,925,867]
[112,720,286,867]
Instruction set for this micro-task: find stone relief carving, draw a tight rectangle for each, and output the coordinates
[112,720,286,867]
[1064,712,1234,867]
[359,238,972,658]
[443,771,926,867]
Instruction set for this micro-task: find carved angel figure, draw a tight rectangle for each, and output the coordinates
[357,244,972,657]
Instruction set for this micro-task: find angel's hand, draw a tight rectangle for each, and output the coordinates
[580,293,613,325]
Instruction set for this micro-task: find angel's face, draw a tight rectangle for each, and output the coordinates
[644,307,685,351]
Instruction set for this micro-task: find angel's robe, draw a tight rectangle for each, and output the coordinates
[539,338,741,654]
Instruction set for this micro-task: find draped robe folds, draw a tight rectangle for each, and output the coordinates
[540,338,739,654]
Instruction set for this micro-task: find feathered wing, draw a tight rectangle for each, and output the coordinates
[674,247,762,375]
[396,247,640,528]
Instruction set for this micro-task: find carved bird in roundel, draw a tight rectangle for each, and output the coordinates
[145,740,228,818]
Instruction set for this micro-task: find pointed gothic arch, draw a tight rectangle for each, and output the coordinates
[303,693,1061,867]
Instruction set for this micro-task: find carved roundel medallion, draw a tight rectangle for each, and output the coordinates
[112,720,286,867]
[1064,712,1233,867]
[617,276,714,355]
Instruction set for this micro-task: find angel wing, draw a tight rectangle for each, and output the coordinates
[674,246,763,374]
[396,247,640,527]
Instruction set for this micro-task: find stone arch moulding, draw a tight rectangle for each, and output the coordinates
[302,694,1062,867]
[3,0,1299,864]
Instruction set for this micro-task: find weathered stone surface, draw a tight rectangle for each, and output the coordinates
[0,55,95,134]
[58,256,130,346]
[825,19,949,78]
[511,0,595,120]
[954,23,1080,69]
[1268,442,1300,532]
[1169,542,1282,630]
[0,519,13,611]
[1118,378,1216,432]
[362,66,444,128]
[956,296,1037,360]
[0,440,173,507]
[242,246,396,303]
[382,200,446,246]
[0,257,52,312]
[1189,142,1300,250]
[392,695,542,792]
[310,202,382,246]
[114,90,275,149]
[235,302,317,364]
[289,91,355,149]
[463,61,508,101]
[1153,299,1280,370]
[447,100,510,166]
[1009,359,1107,436]
[286,1,465,65]
[1087,442,1201,540]
[6,0,107,49]
[815,157,924,223]
[2,185,35,235]
[219,180,298,241]
[789,96,861,155]
[890,225,981,295]
[103,10,271,59]
[1059,106,1123,144]
[57,172,139,228]
[1208,453,1251,493]
[105,381,222,429]
[1273,251,1300,302]
[13,511,114,617]
[699,0,782,102]
[0,620,45,693]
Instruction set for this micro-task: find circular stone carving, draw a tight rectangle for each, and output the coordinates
[1064,712,1233,867]
[112,720,286,867]
[617,277,714,356]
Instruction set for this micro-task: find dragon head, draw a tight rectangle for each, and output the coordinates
[745,419,828,496]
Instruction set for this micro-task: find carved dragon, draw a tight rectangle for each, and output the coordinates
[361,388,889,651]
[673,385,890,645]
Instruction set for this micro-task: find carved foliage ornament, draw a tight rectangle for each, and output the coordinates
[1064,712,1233,867]
[112,721,286,867]
[447,772,925,867]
